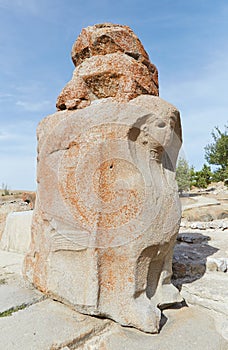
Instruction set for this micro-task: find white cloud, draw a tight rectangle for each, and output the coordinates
[0,0,40,15]
[16,99,52,112]
[0,93,14,100]
[0,131,13,141]
[8,81,57,113]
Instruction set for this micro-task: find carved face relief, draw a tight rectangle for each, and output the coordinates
[137,113,177,157]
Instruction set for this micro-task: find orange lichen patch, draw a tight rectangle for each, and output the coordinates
[56,78,90,110]
[98,248,133,293]
[101,269,117,292]
[23,209,49,293]
[68,141,80,149]
[99,248,128,265]
[32,252,48,293]
[77,53,158,94]
[71,23,150,67]
[57,33,159,110]
[57,121,146,238]
[84,72,120,98]
[59,151,144,231]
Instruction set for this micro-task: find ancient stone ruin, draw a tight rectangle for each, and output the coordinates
[24,23,183,333]
[56,23,158,110]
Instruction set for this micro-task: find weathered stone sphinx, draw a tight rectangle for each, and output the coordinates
[24,23,183,333]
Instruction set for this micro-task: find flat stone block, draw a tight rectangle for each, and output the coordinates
[181,272,228,316]
[0,299,111,350]
[0,250,24,275]
[76,305,227,350]
[0,284,44,313]
[0,211,32,254]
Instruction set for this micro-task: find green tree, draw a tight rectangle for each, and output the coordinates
[189,166,196,188]
[193,164,212,189]
[212,167,228,182]
[205,125,228,181]
[175,158,191,193]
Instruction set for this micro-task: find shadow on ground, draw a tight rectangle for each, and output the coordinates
[172,232,218,290]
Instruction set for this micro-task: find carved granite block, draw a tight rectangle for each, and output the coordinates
[24,24,182,334]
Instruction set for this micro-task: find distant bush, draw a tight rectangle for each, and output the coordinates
[191,164,212,189]
[176,158,191,193]
[205,125,228,182]
[1,183,10,196]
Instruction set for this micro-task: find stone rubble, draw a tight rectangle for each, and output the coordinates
[180,219,228,230]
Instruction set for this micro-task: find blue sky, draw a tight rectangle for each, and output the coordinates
[0,0,227,190]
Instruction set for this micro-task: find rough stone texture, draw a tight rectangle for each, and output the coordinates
[76,306,227,350]
[0,250,112,350]
[172,233,216,284]
[1,249,228,348]
[180,219,228,230]
[207,256,228,272]
[71,23,151,66]
[1,301,226,350]
[182,205,228,222]
[22,192,36,209]
[171,219,228,343]
[24,24,182,334]
[181,195,220,211]
[0,283,44,313]
[0,211,33,253]
[181,273,228,316]
[172,224,228,285]
[0,200,30,241]
[180,193,228,221]
[56,24,158,111]
[24,95,182,334]
[0,250,43,329]
[0,250,24,275]
[0,299,111,350]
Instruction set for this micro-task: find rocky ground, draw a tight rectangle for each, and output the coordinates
[0,250,227,350]
[0,184,227,349]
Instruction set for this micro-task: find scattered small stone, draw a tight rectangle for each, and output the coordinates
[207,257,228,273]
[181,219,228,231]
[177,232,210,244]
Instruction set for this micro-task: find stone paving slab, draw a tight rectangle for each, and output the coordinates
[181,272,228,316]
[181,196,220,210]
[0,283,44,313]
[0,250,24,275]
[0,300,227,350]
[0,299,111,350]
[76,305,227,350]
[0,250,227,349]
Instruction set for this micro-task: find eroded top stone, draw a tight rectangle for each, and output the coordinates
[56,23,159,111]
[71,23,150,66]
